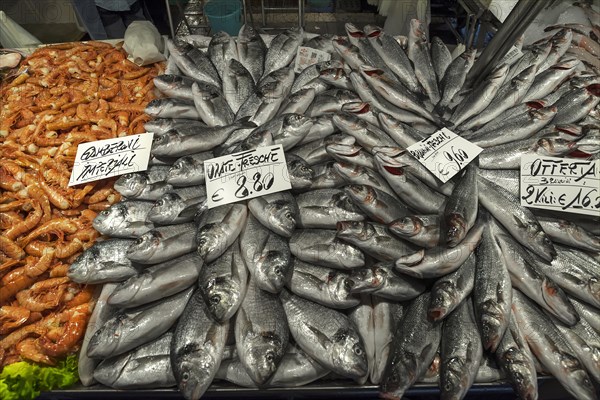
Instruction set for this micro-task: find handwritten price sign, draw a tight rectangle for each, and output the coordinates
[204,145,292,208]
[294,46,331,73]
[407,128,483,183]
[68,133,154,186]
[520,155,600,217]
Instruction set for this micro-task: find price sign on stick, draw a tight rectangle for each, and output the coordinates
[204,145,292,208]
[69,133,154,186]
[406,128,483,183]
[520,155,600,217]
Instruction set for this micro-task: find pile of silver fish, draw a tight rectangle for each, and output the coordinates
[71,12,600,400]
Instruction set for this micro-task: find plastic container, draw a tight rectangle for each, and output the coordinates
[203,0,242,36]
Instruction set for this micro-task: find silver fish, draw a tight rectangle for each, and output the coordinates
[196,203,248,263]
[108,252,202,308]
[319,67,353,90]
[473,217,512,352]
[450,63,510,126]
[87,287,193,358]
[430,36,453,83]
[127,223,197,264]
[443,164,478,247]
[144,118,206,135]
[348,263,426,301]
[208,31,239,81]
[285,154,314,190]
[477,177,556,262]
[114,166,171,198]
[92,200,154,238]
[222,59,255,114]
[395,221,484,279]
[506,42,552,81]
[332,36,369,71]
[340,102,379,126]
[334,162,395,197]
[307,89,361,117]
[166,39,220,87]
[215,345,329,388]
[286,258,359,309]
[281,288,368,379]
[235,279,289,384]
[345,23,397,80]
[167,152,214,186]
[198,239,247,322]
[344,184,410,224]
[332,112,397,151]
[248,191,299,237]
[552,85,600,125]
[291,60,343,94]
[477,136,577,169]
[68,239,137,284]
[191,81,234,127]
[437,49,476,110]
[388,214,441,249]
[522,57,580,102]
[371,298,401,385]
[237,24,266,83]
[476,169,520,197]
[296,188,366,229]
[348,295,375,385]
[428,253,476,322]
[570,296,600,333]
[263,27,303,78]
[94,332,175,389]
[365,25,422,93]
[377,112,428,147]
[240,213,292,293]
[148,186,207,225]
[336,220,418,261]
[495,313,538,400]
[277,88,316,116]
[145,98,201,120]
[512,290,596,400]
[297,114,337,146]
[171,289,229,400]
[407,20,440,103]
[309,161,346,189]
[290,133,355,165]
[79,284,116,386]
[289,229,365,270]
[536,29,573,74]
[153,74,199,101]
[380,291,442,399]
[497,233,578,326]
[440,299,483,400]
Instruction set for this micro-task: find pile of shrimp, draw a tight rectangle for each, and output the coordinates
[0,41,163,368]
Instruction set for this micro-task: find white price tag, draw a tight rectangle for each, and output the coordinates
[294,46,331,73]
[68,133,154,186]
[500,45,523,66]
[406,128,483,183]
[520,155,600,217]
[204,145,292,209]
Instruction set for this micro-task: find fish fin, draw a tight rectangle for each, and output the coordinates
[236,307,253,336]
[305,323,333,349]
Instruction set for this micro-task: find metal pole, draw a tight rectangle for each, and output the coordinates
[165,0,176,38]
[465,0,547,87]
[261,0,266,26]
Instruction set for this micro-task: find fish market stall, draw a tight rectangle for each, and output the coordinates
[1,0,600,399]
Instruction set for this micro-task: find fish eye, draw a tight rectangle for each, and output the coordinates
[210,295,220,305]
[135,237,144,245]
[300,166,310,172]
[265,351,275,362]
[157,199,164,206]
[101,210,109,216]
[182,372,189,381]
[284,212,293,220]
[274,266,283,275]
[353,346,363,356]
[344,279,354,290]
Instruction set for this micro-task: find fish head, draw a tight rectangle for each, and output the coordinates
[196,224,227,262]
[211,30,231,44]
[92,204,127,235]
[331,328,368,378]
[537,137,577,156]
[348,266,379,292]
[341,101,372,117]
[168,157,194,184]
[92,353,132,386]
[145,99,167,115]
[445,214,467,247]
[345,22,364,38]
[440,356,471,400]
[264,200,297,238]
[148,193,184,224]
[86,315,127,358]
[283,113,313,134]
[242,332,285,384]
[106,274,147,306]
[344,184,375,205]
[330,191,364,217]
[67,247,100,282]
[389,216,423,237]
[363,25,382,38]
[329,272,357,302]
[336,220,373,242]
[497,343,537,400]
[255,250,290,293]
[427,281,456,321]
[359,65,386,82]
[530,230,556,262]
[529,106,558,122]
[114,172,148,197]
[126,231,161,262]
[173,345,215,400]
[286,155,314,189]
[201,276,242,322]
[151,132,180,157]
[479,299,506,351]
